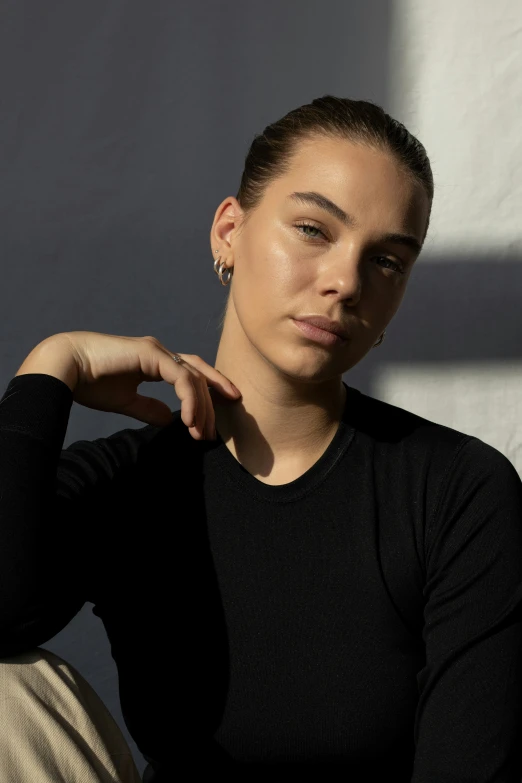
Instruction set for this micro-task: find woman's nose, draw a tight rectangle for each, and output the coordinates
[319,252,363,304]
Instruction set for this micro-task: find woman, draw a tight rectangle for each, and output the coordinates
[1,96,522,783]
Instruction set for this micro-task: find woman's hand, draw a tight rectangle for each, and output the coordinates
[17,331,241,439]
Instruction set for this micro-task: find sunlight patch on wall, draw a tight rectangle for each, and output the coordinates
[374,362,522,475]
[389,0,522,257]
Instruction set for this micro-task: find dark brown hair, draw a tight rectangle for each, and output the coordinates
[219,95,433,328]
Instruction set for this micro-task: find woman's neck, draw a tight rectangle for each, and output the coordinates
[212,335,347,484]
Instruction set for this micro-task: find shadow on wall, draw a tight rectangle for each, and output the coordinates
[345,254,522,393]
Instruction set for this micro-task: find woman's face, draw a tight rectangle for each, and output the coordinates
[212,135,430,382]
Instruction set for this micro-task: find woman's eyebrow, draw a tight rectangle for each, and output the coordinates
[287,191,422,255]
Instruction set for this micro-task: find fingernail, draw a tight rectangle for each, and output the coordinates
[231,383,241,395]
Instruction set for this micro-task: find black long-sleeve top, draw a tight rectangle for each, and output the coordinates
[1,372,522,782]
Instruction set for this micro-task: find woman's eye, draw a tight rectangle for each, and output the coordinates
[374,256,404,274]
[294,222,326,241]
[294,224,404,275]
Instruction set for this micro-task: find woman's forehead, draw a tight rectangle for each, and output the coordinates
[263,148,429,241]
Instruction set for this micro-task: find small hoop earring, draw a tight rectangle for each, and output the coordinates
[213,251,233,286]
[218,261,232,286]
[373,330,386,348]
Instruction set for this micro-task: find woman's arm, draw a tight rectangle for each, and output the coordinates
[413,436,522,782]
[0,372,161,657]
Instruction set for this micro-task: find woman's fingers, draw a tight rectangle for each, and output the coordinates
[172,369,199,430]
[200,377,217,440]
[190,372,208,440]
[166,356,224,440]
[173,353,240,400]
[160,350,240,440]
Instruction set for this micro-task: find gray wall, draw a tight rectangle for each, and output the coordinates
[0,1,394,774]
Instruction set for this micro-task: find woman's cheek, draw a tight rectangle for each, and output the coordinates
[275,253,309,292]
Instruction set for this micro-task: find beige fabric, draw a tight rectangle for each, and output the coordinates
[0,647,142,782]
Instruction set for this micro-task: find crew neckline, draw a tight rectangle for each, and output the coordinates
[211,381,360,503]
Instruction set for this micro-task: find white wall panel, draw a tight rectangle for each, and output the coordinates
[375,362,522,474]
[390,0,522,255]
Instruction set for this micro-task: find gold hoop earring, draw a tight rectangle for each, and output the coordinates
[373,330,386,348]
[213,250,233,286]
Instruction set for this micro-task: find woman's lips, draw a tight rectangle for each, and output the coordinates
[292,318,347,346]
